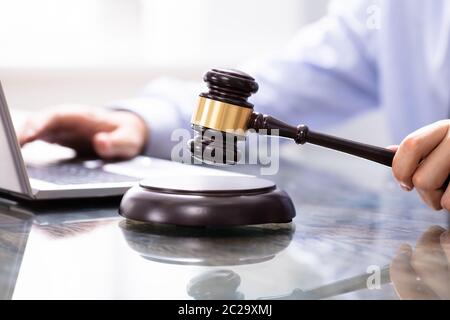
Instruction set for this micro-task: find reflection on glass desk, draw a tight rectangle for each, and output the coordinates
[0,159,449,300]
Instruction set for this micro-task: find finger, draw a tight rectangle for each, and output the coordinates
[410,140,450,210]
[416,189,445,211]
[392,121,449,190]
[18,113,55,146]
[412,225,450,298]
[18,123,34,146]
[18,111,81,145]
[412,138,450,191]
[390,244,437,299]
[92,128,143,160]
[19,108,112,147]
[20,108,100,135]
[441,185,450,211]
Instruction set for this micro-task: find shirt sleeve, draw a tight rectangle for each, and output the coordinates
[241,0,381,129]
[111,0,380,159]
[108,78,205,159]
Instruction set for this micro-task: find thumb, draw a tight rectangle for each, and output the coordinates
[92,129,143,160]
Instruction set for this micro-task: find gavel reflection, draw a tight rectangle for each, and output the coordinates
[189,69,449,187]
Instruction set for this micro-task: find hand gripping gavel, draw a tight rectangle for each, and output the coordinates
[189,68,449,188]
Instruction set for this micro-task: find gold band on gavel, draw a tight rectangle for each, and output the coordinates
[191,97,253,135]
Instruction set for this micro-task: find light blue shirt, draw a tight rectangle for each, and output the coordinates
[115,0,450,159]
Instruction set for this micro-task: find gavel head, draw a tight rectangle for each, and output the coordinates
[189,68,259,165]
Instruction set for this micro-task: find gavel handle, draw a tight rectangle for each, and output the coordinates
[249,113,450,188]
[302,127,395,167]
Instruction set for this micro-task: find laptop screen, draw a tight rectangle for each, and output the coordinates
[0,83,31,196]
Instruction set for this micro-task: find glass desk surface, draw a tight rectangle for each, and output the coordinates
[0,157,449,300]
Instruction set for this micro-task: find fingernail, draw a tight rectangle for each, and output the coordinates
[400,183,412,192]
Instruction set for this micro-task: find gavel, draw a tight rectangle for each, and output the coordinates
[189,68,450,188]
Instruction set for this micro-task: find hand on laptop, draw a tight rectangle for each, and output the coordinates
[391,120,450,211]
[18,106,148,160]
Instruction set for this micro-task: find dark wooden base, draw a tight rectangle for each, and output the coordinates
[119,176,296,227]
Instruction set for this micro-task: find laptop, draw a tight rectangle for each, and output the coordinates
[0,82,146,200]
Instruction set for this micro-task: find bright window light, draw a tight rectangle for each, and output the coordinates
[0,0,327,68]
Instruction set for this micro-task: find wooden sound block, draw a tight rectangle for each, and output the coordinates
[119,176,296,227]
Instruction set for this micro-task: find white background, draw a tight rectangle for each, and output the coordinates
[0,0,329,109]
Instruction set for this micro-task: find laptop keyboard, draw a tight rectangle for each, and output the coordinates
[27,163,140,185]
